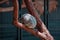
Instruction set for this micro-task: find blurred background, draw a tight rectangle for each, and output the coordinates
[0,0,60,40]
